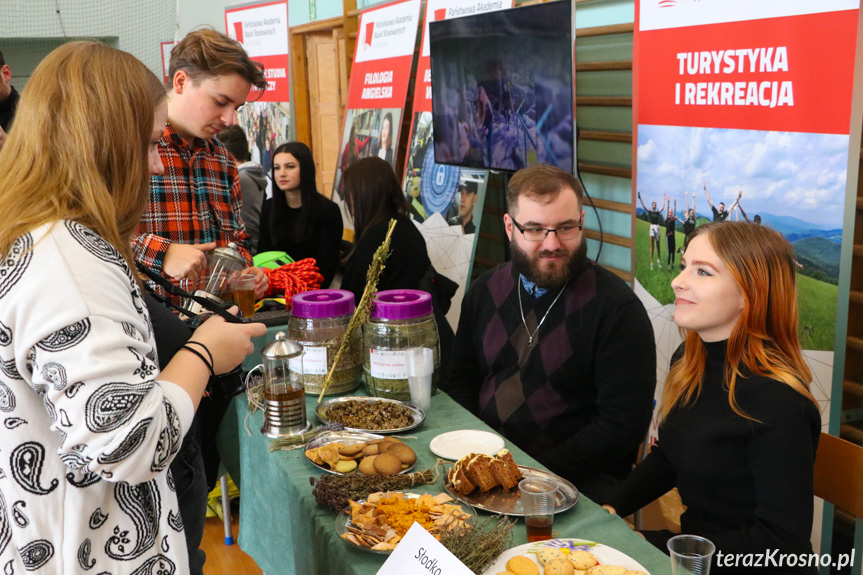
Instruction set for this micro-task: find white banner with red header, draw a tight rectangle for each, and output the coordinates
[634,0,861,449]
[225,0,290,102]
[347,0,422,110]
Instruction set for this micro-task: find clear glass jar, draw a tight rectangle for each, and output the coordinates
[288,290,362,395]
[363,289,440,401]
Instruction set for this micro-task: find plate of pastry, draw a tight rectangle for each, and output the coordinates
[444,450,579,516]
[482,539,650,575]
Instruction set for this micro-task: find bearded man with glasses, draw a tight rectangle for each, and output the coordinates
[442,164,656,501]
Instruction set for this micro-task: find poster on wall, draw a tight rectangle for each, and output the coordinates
[633,0,860,443]
[225,0,291,205]
[332,0,422,237]
[401,0,513,328]
[225,0,290,102]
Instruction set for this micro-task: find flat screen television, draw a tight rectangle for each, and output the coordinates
[429,1,574,173]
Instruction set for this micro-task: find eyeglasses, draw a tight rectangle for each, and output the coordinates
[511,217,583,242]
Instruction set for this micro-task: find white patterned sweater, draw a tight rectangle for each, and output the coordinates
[0,221,195,574]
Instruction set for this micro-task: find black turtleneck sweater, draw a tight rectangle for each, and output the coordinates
[606,340,820,574]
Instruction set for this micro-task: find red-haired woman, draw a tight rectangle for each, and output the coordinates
[604,222,819,575]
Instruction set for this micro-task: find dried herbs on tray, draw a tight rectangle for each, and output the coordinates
[440,514,514,574]
[311,467,437,512]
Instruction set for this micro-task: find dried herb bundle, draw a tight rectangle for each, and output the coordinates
[440,514,514,574]
[311,466,437,512]
[268,422,345,452]
[317,218,397,401]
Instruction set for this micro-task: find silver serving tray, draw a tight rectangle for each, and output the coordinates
[444,465,579,516]
[304,430,415,476]
[334,493,475,554]
[314,396,425,434]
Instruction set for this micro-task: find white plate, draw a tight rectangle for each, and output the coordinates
[429,429,506,460]
[482,538,651,575]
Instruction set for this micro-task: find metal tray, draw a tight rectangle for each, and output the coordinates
[444,465,579,516]
[335,493,474,554]
[304,430,415,476]
[314,396,425,434]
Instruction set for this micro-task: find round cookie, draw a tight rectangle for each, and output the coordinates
[387,444,417,465]
[569,551,598,570]
[358,455,378,475]
[536,548,567,566]
[506,555,540,575]
[622,571,647,575]
[544,558,574,575]
[373,452,402,475]
[362,444,380,456]
[339,443,365,457]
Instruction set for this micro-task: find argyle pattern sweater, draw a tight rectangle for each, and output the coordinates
[443,260,656,493]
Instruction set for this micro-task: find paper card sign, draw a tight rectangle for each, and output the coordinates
[376,522,474,575]
[225,0,290,102]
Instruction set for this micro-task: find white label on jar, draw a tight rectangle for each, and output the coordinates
[369,349,407,379]
[289,346,328,376]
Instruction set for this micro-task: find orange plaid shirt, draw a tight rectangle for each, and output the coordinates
[132,123,251,301]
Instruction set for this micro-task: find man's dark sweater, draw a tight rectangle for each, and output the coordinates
[606,340,820,574]
[442,259,656,500]
[0,85,19,133]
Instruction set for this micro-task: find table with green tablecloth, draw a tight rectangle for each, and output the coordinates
[216,384,673,575]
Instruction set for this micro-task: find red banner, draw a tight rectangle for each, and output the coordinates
[346,0,421,110]
[347,56,414,110]
[638,10,858,134]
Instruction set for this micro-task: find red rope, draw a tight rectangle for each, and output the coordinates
[262,258,324,308]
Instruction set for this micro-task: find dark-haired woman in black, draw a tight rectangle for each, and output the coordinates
[258,142,342,287]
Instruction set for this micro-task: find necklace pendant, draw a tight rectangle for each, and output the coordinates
[528,336,534,347]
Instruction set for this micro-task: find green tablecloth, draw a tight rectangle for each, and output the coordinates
[216,389,673,575]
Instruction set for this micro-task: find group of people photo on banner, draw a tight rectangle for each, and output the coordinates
[638,183,758,272]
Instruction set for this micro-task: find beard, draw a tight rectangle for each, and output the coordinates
[510,237,588,289]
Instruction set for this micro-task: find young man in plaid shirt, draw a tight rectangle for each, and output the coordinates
[133,29,269,304]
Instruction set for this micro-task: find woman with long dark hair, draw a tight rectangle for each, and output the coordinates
[603,222,819,574]
[372,112,394,165]
[340,156,431,303]
[258,142,343,287]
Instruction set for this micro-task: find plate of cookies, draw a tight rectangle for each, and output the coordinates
[482,539,649,575]
[304,431,416,475]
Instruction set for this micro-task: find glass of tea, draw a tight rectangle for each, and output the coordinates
[518,477,557,542]
[231,273,257,318]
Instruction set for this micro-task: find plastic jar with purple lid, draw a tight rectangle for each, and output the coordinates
[288,289,362,395]
[363,289,441,401]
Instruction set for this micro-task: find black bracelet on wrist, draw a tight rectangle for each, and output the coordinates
[180,344,216,377]
[184,340,214,369]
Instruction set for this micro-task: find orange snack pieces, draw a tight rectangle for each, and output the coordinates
[343,491,471,551]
